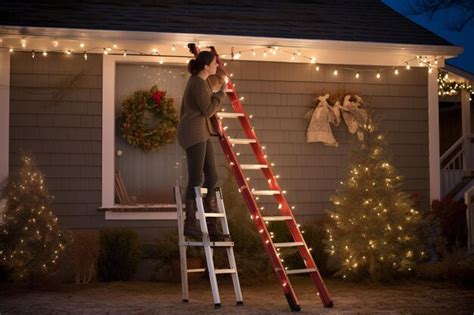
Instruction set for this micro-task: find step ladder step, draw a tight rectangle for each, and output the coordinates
[263,216,293,221]
[241,164,268,170]
[228,138,257,145]
[215,268,237,274]
[216,112,245,119]
[252,190,281,195]
[274,242,305,248]
[180,241,234,247]
[187,268,206,273]
[204,213,226,218]
[286,268,317,275]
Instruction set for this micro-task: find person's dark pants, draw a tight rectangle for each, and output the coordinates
[185,139,218,200]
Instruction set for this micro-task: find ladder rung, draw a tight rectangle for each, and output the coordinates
[187,268,206,273]
[180,241,234,247]
[274,242,305,248]
[263,216,293,221]
[214,268,237,274]
[252,190,281,196]
[228,138,257,145]
[240,164,268,170]
[216,112,245,119]
[204,213,226,218]
[286,268,317,275]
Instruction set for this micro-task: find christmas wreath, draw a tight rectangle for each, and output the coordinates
[119,85,178,152]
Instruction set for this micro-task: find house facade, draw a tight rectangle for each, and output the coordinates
[0,1,467,242]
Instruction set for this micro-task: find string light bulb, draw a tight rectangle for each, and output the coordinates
[355,71,360,79]
[394,68,399,75]
[376,71,381,79]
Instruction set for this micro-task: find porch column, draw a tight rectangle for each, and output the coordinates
[0,48,10,188]
[428,69,441,201]
[461,89,471,171]
[102,55,115,207]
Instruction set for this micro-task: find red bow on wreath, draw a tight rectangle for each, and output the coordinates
[152,90,166,107]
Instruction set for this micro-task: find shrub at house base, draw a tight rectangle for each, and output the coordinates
[417,195,473,288]
[325,113,425,282]
[97,228,141,281]
[55,230,100,284]
[0,153,71,285]
[152,230,202,282]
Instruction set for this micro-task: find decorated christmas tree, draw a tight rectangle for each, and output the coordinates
[0,153,70,282]
[326,113,425,281]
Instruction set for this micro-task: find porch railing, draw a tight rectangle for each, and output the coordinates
[440,134,474,197]
[465,185,474,253]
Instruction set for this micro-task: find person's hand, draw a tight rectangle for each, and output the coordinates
[219,80,228,92]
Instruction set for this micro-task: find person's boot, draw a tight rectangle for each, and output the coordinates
[184,197,201,238]
[204,193,230,241]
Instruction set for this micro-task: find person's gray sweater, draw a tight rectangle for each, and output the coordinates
[177,75,226,150]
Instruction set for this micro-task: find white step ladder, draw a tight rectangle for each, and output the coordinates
[174,185,244,308]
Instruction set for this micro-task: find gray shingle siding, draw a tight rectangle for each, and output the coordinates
[9,53,430,239]
[9,52,103,230]
[217,60,429,220]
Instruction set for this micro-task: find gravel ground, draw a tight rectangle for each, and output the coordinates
[0,278,473,314]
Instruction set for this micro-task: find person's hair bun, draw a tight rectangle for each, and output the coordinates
[187,51,215,76]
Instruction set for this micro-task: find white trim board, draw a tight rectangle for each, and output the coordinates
[105,211,177,220]
[428,69,441,201]
[0,48,10,190]
[0,26,463,67]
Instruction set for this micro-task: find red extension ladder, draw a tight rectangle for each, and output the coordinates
[188,43,334,311]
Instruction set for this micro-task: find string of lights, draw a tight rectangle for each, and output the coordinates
[1,36,442,81]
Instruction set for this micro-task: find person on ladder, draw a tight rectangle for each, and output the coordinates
[177,50,228,240]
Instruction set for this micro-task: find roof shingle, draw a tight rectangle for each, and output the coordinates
[0,0,453,46]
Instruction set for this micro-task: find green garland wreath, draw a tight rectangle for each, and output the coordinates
[119,85,178,152]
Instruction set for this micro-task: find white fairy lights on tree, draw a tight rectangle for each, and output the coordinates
[0,153,70,282]
[325,114,425,282]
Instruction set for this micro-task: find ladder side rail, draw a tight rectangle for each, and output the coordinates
[194,187,221,306]
[216,188,244,304]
